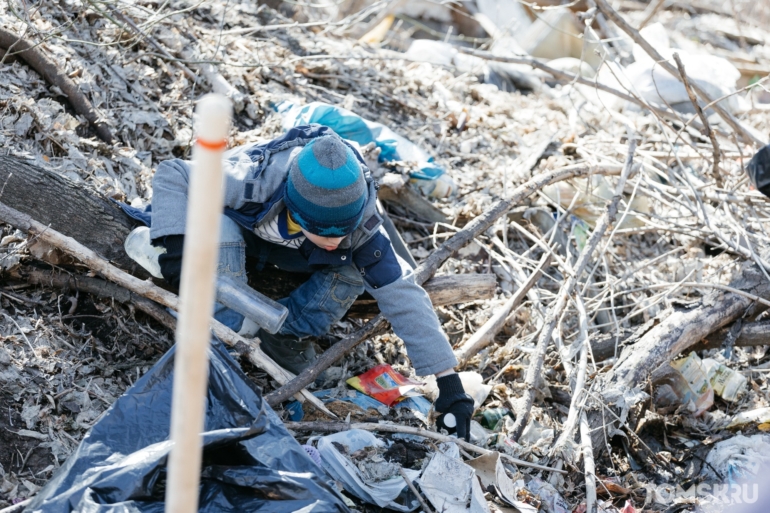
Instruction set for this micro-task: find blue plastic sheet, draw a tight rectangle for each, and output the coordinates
[313,389,432,421]
[25,340,348,512]
[277,101,455,197]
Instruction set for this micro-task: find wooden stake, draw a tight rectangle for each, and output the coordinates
[165,94,231,513]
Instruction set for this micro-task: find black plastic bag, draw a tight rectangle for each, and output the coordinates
[25,340,349,512]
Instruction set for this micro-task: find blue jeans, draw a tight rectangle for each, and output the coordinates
[214,215,364,338]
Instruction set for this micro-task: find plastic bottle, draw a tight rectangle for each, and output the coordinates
[124,226,165,279]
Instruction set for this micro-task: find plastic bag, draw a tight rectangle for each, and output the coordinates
[625,23,745,114]
[703,434,770,481]
[418,451,490,513]
[277,101,456,198]
[316,429,420,511]
[24,340,348,512]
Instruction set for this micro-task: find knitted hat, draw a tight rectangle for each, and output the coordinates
[285,135,367,237]
[748,145,770,198]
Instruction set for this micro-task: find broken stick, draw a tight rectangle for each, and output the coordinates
[266,163,624,406]
[673,52,721,180]
[0,27,113,143]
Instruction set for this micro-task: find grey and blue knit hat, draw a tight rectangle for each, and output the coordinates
[285,135,368,237]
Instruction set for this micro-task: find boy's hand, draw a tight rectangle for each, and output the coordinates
[435,373,474,442]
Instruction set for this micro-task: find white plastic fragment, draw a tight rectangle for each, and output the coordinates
[702,434,770,481]
[316,429,420,511]
[468,452,537,513]
[527,477,570,513]
[418,451,489,513]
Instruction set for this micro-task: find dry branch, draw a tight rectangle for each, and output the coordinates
[0,28,113,143]
[266,163,624,406]
[672,53,721,179]
[580,412,597,513]
[508,140,637,442]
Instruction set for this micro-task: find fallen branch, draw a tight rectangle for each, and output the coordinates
[697,319,770,350]
[266,163,624,406]
[594,0,765,146]
[0,27,113,143]
[550,294,590,460]
[508,140,637,441]
[0,200,333,416]
[454,252,551,364]
[24,267,176,330]
[284,421,566,473]
[673,53,721,180]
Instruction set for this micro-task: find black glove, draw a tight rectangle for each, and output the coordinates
[156,234,184,288]
[435,373,475,442]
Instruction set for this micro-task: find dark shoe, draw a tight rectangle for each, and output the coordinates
[258,329,317,376]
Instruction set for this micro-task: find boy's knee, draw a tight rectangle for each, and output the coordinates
[330,265,365,294]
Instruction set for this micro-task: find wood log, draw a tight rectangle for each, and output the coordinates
[0,156,141,274]
[347,273,496,317]
[0,28,113,143]
[695,319,770,350]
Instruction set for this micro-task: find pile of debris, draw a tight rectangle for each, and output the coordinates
[2,0,770,511]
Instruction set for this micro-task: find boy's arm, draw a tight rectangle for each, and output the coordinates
[354,230,474,440]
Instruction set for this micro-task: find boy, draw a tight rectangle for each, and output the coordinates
[146,125,474,439]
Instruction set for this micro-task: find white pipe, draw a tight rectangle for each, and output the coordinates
[165,94,231,513]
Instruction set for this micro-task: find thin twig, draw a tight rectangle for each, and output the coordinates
[672,52,721,180]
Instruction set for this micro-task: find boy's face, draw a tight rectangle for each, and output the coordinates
[301,229,345,251]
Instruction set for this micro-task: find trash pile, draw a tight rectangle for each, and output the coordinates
[2,0,770,512]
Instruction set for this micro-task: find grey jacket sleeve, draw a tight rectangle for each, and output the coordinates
[149,158,192,240]
[365,254,458,376]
